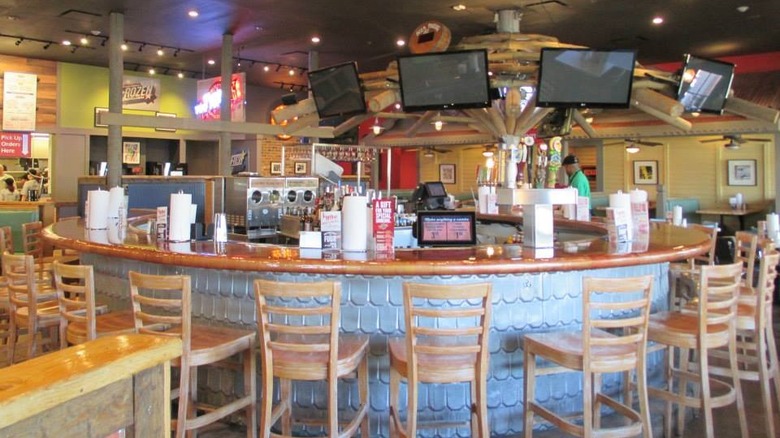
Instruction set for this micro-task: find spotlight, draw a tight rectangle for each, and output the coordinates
[311,36,321,44]
[207,59,215,65]
[371,118,383,135]
[14,38,22,46]
[188,9,199,18]
[42,42,51,50]
[177,72,184,79]
[288,68,295,76]
[62,40,72,46]
[80,36,89,45]
[156,48,164,56]
[121,43,128,51]
[396,38,405,47]
[263,65,270,72]
[148,68,155,75]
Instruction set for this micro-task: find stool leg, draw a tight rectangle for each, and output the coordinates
[470,379,477,438]
[407,369,418,437]
[389,366,400,438]
[582,368,593,438]
[176,362,191,438]
[728,328,749,438]
[244,347,257,438]
[592,373,602,430]
[27,317,37,360]
[698,344,715,438]
[358,354,369,438]
[663,346,673,438]
[259,356,273,438]
[280,378,292,436]
[677,347,691,436]
[757,327,776,438]
[523,348,536,438]
[637,356,652,438]
[476,366,488,438]
[766,322,780,421]
[7,312,16,364]
[189,367,198,438]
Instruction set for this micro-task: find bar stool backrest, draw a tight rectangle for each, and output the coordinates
[697,262,743,330]
[583,276,653,373]
[2,253,39,316]
[128,271,191,355]
[22,221,44,260]
[755,251,779,321]
[402,282,492,383]
[254,279,340,375]
[688,223,720,267]
[53,261,97,346]
[733,231,758,286]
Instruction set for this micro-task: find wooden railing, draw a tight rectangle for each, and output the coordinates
[0,334,181,437]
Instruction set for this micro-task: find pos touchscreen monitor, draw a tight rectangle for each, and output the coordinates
[416,211,477,247]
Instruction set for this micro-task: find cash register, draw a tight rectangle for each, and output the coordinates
[410,181,448,211]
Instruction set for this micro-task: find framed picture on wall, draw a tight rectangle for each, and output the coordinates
[270,162,282,175]
[439,164,456,184]
[294,162,308,174]
[727,159,756,186]
[94,107,108,128]
[122,141,141,164]
[155,111,177,132]
[633,160,657,185]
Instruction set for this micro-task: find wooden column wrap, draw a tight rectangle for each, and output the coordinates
[272,97,316,123]
[632,100,693,132]
[724,96,780,125]
[633,88,685,117]
[367,89,399,113]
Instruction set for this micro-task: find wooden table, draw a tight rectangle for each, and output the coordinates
[696,205,765,231]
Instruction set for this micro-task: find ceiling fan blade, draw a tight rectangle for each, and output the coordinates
[743,137,771,142]
[700,138,726,143]
[637,140,663,146]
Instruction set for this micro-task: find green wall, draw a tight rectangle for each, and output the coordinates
[58,62,197,130]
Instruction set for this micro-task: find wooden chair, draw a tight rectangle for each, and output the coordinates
[53,261,135,348]
[2,252,59,364]
[388,282,492,437]
[647,262,747,438]
[129,271,256,438]
[669,223,719,309]
[0,226,12,255]
[707,251,780,437]
[523,275,654,438]
[253,279,369,438]
[21,221,56,280]
[732,230,758,288]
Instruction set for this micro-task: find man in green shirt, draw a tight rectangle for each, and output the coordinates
[562,154,590,199]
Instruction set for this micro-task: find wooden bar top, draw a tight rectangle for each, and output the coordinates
[43,217,710,276]
[0,334,181,429]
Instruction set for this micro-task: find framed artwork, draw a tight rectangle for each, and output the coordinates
[439,164,456,184]
[270,162,282,175]
[633,160,657,185]
[155,111,177,132]
[94,107,108,128]
[122,141,141,164]
[727,159,756,186]
[294,162,308,174]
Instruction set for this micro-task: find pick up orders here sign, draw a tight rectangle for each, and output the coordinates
[0,132,31,158]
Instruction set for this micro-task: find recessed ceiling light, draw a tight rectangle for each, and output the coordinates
[396,38,406,47]
[177,72,184,78]
[157,48,164,56]
[207,59,215,65]
[288,68,295,76]
[80,37,89,45]
[61,40,72,46]
[121,43,128,51]
[263,65,270,72]
[188,9,199,18]
[452,4,467,11]
[311,36,321,44]
[148,68,155,75]
[736,5,749,13]
[652,16,664,25]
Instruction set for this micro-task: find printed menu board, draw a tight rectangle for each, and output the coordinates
[2,72,37,131]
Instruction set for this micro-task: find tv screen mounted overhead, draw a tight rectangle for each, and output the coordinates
[536,48,637,109]
[676,54,735,114]
[307,62,367,119]
[397,49,492,112]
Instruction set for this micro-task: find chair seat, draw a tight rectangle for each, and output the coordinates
[185,325,256,367]
[66,309,137,343]
[17,302,60,326]
[523,329,640,372]
[648,311,730,348]
[388,336,479,383]
[272,333,369,381]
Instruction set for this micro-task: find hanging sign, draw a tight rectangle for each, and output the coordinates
[0,132,31,158]
[122,75,160,110]
[2,72,37,131]
[194,73,246,122]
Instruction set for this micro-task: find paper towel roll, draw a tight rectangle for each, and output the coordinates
[107,186,124,219]
[169,193,192,242]
[86,228,109,244]
[767,213,779,238]
[630,188,647,203]
[672,205,683,226]
[478,186,490,214]
[342,196,368,252]
[87,190,110,230]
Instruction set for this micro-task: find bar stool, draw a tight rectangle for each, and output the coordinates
[669,223,719,310]
[21,221,56,280]
[253,279,369,438]
[707,251,780,436]
[53,261,135,347]
[0,226,12,255]
[647,262,747,438]
[2,252,59,363]
[732,231,758,287]
[523,275,654,438]
[129,271,257,438]
[388,282,492,437]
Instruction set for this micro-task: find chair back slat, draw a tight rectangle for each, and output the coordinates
[53,261,97,347]
[752,251,779,325]
[733,231,758,286]
[3,253,42,315]
[0,226,12,255]
[690,224,720,266]
[128,271,191,353]
[582,275,653,373]
[697,262,743,329]
[254,279,340,372]
[403,282,492,378]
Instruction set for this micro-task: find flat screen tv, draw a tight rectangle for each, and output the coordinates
[676,54,735,114]
[398,49,492,112]
[417,211,477,247]
[307,62,367,119]
[536,48,637,109]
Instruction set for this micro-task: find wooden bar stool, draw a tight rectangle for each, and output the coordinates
[53,261,135,347]
[253,279,369,438]
[388,282,492,437]
[669,223,719,310]
[129,271,257,438]
[2,252,59,364]
[647,262,747,438]
[523,275,654,438]
[707,251,780,437]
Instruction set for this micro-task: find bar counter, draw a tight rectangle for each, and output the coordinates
[43,217,709,437]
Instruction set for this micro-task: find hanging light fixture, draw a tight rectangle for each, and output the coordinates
[625,144,640,154]
[371,118,383,135]
[432,112,445,131]
[423,149,435,158]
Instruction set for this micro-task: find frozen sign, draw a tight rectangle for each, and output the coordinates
[0,132,31,158]
[193,73,246,122]
[122,76,160,110]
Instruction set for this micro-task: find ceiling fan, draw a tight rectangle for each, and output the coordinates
[415,146,452,157]
[604,138,664,147]
[700,134,771,149]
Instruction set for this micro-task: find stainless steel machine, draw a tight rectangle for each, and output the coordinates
[283,177,319,214]
[224,176,285,240]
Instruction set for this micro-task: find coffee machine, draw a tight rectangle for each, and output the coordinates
[224,177,285,240]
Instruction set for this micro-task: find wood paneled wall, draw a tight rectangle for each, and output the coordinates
[0,54,58,129]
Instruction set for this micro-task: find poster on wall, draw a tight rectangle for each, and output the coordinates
[2,72,37,131]
[193,72,246,122]
[0,132,31,157]
[122,75,160,111]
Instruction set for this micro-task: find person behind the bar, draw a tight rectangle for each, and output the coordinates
[20,168,41,201]
[562,154,590,199]
[0,177,19,201]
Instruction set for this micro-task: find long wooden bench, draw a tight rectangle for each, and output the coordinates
[0,334,181,437]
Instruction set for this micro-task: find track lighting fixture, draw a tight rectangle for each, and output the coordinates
[42,42,51,50]
[14,38,22,46]
[138,43,145,52]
